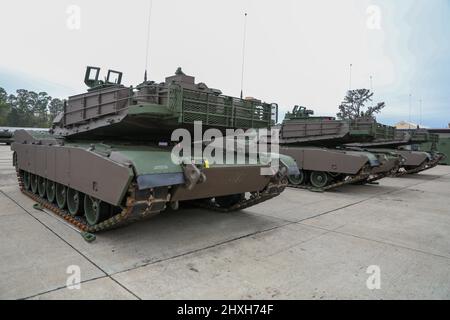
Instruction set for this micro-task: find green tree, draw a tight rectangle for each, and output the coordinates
[6,108,20,127]
[1,86,60,127]
[29,91,51,126]
[48,98,64,123]
[337,89,385,120]
[0,87,10,126]
[10,89,34,126]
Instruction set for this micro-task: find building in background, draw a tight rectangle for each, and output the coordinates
[395,121,429,129]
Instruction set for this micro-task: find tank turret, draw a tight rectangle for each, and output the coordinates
[284,106,315,120]
[279,106,382,147]
[52,67,278,141]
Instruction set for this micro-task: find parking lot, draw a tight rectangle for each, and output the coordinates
[0,144,449,299]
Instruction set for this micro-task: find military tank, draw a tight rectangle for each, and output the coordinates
[11,67,298,233]
[0,128,12,144]
[421,128,450,165]
[346,127,445,175]
[1,127,49,145]
[278,106,402,191]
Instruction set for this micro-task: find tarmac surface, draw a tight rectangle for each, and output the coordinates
[0,144,449,300]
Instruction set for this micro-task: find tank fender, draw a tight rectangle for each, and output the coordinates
[279,154,300,176]
[181,162,206,190]
[136,162,207,190]
[259,152,299,176]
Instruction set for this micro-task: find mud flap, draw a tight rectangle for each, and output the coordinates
[182,163,206,190]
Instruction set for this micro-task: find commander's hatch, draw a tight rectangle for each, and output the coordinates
[85,66,124,91]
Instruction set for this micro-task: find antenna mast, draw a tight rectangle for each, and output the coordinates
[240,13,248,99]
[144,0,154,82]
[349,64,353,91]
[419,98,423,128]
[408,93,412,129]
[370,75,374,108]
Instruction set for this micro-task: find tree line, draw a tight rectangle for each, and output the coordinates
[0,87,64,127]
[0,85,385,128]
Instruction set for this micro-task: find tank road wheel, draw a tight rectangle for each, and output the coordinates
[23,171,31,190]
[310,171,330,189]
[56,183,67,209]
[46,181,56,203]
[67,188,84,216]
[30,174,38,194]
[84,196,110,226]
[288,169,305,185]
[37,176,47,198]
[214,194,244,208]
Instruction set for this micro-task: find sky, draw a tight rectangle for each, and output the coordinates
[0,0,449,128]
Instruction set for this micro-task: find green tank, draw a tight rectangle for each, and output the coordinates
[1,127,49,144]
[420,129,450,165]
[346,127,445,175]
[278,106,402,191]
[11,67,298,233]
[0,128,13,144]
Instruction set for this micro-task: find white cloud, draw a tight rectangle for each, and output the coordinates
[0,0,444,126]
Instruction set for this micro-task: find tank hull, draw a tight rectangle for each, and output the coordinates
[371,154,400,175]
[279,146,382,190]
[366,148,428,169]
[363,148,444,175]
[280,146,373,175]
[12,130,293,232]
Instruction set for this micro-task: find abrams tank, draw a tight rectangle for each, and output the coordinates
[0,128,13,144]
[11,67,297,233]
[278,106,402,191]
[422,129,450,165]
[1,127,49,145]
[346,127,445,175]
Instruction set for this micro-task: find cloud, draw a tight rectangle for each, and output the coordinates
[1,0,448,127]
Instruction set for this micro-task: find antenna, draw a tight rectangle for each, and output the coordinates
[240,13,248,99]
[369,75,374,108]
[419,98,423,128]
[144,0,154,82]
[408,93,412,129]
[349,64,353,91]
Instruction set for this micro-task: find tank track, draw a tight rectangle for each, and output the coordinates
[16,168,288,231]
[365,163,403,184]
[394,155,443,177]
[193,181,287,212]
[287,170,371,192]
[366,172,394,184]
[16,168,168,233]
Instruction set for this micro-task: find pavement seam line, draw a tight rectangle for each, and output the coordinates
[22,275,108,300]
[0,189,142,300]
[109,221,294,277]
[296,172,450,224]
[298,222,450,261]
[5,169,450,297]
[111,171,450,277]
[109,182,402,277]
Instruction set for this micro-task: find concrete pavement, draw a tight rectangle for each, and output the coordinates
[0,145,449,299]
